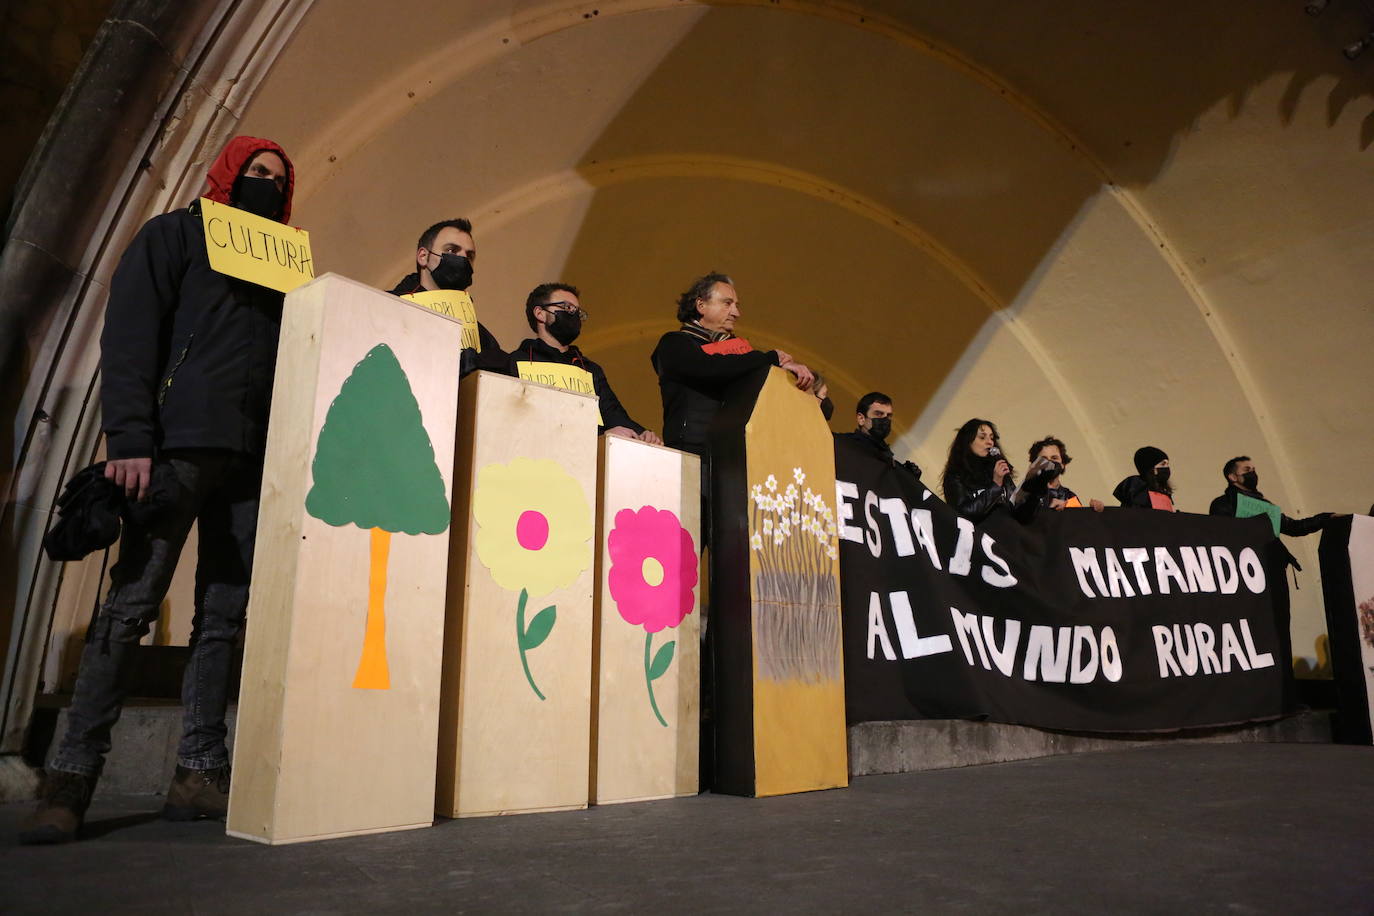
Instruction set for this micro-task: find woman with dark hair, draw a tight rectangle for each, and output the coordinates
[941,418,1046,522]
[1113,446,1175,510]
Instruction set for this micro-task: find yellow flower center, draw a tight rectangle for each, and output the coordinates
[641,556,665,587]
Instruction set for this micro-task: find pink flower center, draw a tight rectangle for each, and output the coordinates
[516,510,550,551]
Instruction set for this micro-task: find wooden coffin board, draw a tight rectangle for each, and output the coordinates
[437,371,600,817]
[228,273,462,844]
[744,370,848,796]
[711,366,849,797]
[591,436,701,804]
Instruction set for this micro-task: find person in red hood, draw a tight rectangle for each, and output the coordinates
[20,137,297,845]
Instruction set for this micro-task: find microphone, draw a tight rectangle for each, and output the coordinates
[988,444,1012,473]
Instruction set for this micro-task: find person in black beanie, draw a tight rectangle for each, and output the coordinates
[1113,446,1175,510]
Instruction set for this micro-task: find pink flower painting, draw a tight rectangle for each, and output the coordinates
[606,506,698,726]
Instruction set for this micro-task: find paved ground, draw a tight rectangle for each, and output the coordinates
[1,743,1371,914]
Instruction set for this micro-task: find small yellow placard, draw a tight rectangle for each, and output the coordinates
[199,198,314,292]
[515,361,603,426]
[399,290,480,351]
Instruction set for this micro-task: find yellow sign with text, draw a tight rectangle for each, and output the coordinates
[199,198,314,292]
[399,290,480,351]
[515,361,603,426]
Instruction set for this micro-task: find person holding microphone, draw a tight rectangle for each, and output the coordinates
[939,418,1050,523]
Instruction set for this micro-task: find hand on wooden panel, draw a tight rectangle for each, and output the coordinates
[605,426,638,440]
[105,457,153,502]
[636,430,664,446]
[781,361,814,391]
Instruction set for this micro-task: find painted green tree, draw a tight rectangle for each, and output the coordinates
[305,343,450,689]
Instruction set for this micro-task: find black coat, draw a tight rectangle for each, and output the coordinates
[388,273,509,376]
[943,472,1024,524]
[835,431,922,480]
[1040,483,1079,509]
[649,329,779,456]
[1112,475,1173,509]
[101,202,283,459]
[508,337,643,434]
[1208,484,1331,536]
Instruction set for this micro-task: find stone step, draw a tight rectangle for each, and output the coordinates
[9,701,1334,799]
[848,710,1334,776]
[24,700,239,798]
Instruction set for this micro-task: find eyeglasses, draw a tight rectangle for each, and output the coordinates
[541,301,589,321]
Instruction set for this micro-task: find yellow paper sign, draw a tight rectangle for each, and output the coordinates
[199,198,314,292]
[399,290,480,351]
[515,361,603,426]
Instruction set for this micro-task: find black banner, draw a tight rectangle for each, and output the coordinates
[836,436,1296,732]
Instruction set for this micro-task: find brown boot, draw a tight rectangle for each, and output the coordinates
[18,770,96,845]
[162,764,231,821]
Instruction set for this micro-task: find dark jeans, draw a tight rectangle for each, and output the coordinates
[50,450,262,777]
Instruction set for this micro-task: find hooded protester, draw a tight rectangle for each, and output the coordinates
[509,283,661,443]
[20,137,298,845]
[1113,445,1176,510]
[389,217,508,377]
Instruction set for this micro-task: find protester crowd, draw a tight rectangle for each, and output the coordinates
[18,134,1349,844]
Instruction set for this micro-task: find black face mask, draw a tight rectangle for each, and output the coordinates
[1240,470,1258,490]
[546,310,582,346]
[429,252,473,291]
[865,416,892,442]
[231,175,284,220]
[1154,467,1172,486]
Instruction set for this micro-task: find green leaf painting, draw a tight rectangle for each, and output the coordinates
[306,343,449,535]
[648,640,676,681]
[305,343,451,690]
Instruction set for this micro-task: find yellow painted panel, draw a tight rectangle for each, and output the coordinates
[746,368,848,796]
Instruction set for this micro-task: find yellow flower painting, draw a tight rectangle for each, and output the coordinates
[473,457,593,699]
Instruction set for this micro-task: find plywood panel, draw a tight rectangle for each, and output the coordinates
[710,367,848,797]
[591,436,700,804]
[745,369,848,796]
[437,372,599,817]
[228,273,461,844]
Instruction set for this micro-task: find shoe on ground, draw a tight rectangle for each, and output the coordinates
[18,770,96,845]
[162,764,231,821]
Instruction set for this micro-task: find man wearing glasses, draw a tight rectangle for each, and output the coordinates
[510,283,662,444]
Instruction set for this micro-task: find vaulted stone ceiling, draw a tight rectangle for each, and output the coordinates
[235,0,1374,664]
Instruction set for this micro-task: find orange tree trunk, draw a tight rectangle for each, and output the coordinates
[352,527,392,689]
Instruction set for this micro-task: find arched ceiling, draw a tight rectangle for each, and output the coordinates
[235,0,1374,665]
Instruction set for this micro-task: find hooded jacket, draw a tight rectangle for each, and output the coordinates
[388,273,509,376]
[508,336,643,435]
[1112,476,1175,510]
[100,137,295,459]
